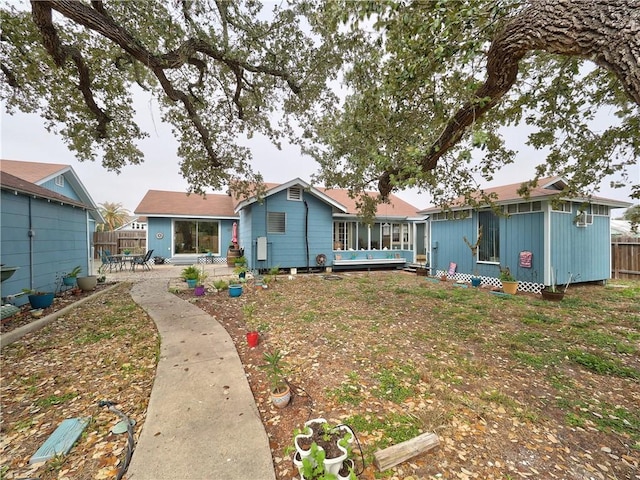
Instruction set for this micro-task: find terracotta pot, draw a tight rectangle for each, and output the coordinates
[246,331,259,347]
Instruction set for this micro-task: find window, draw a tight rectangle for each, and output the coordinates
[552,201,571,212]
[287,186,302,201]
[478,211,499,262]
[268,212,286,233]
[506,202,542,214]
[173,220,219,254]
[55,175,64,187]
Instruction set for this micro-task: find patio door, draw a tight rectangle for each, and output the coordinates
[173,220,219,255]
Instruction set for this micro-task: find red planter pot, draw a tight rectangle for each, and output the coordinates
[246,331,259,348]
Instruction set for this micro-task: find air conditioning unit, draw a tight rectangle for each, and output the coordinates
[576,212,593,227]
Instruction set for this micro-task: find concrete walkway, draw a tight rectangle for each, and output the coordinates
[125,275,275,480]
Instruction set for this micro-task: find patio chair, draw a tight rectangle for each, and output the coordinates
[132,249,154,271]
[99,250,120,273]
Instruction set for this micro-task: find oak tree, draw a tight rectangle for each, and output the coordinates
[1,1,638,214]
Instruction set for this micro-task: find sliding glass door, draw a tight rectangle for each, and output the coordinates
[174,220,219,255]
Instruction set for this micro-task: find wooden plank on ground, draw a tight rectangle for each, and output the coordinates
[374,432,439,471]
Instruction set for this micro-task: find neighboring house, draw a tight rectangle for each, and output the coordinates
[0,160,104,306]
[135,178,425,269]
[116,215,147,231]
[420,176,632,292]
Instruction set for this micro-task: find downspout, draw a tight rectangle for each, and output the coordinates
[303,200,310,271]
[28,197,34,289]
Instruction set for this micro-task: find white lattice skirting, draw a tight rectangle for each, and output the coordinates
[434,271,544,294]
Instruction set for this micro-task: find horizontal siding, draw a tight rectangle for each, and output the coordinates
[1,192,89,303]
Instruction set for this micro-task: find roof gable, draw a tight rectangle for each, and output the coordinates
[0,171,88,209]
[1,159,104,222]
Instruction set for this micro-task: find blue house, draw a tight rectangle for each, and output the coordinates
[421,176,632,292]
[135,178,425,270]
[0,160,104,307]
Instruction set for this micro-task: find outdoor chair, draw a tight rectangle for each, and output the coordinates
[132,249,154,271]
[100,250,120,273]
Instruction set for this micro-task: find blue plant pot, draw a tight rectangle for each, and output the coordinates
[471,277,481,287]
[186,278,197,288]
[28,293,54,309]
[229,285,243,297]
[62,276,76,286]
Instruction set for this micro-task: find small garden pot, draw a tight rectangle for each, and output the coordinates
[77,275,97,291]
[28,293,54,309]
[62,276,76,287]
[246,331,259,347]
[541,288,565,301]
[270,384,291,409]
[194,285,206,296]
[501,280,518,295]
[229,284,243,297]
[440,274,448,282]
[186,278,197,288]
[471,277,481,287]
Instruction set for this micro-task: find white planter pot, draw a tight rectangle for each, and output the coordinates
[293,418,353,477]
[76,275,97,291]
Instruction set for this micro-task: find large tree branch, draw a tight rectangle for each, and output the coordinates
[30,1,111,138]
[379,0,640,198]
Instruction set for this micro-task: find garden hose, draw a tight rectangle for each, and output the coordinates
[98,400,134,480]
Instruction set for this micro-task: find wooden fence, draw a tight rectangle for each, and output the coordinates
[93,231,147,258]
[612,236,640,280]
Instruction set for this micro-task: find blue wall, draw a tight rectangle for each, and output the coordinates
[429,201,614,285]
[1,191,90,305]
[245,190,333,269]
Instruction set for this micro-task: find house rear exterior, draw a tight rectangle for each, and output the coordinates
[135,178,425,270]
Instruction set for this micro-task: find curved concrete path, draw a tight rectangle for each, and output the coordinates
[125,277,275,480]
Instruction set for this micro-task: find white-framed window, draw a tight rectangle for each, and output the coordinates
[505,201,542,214]
[55,175,64,187]
[551,201,571,212]
[288,186,302,201]
[267,212,286,233]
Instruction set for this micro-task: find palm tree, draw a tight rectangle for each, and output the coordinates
[98,202,130,232]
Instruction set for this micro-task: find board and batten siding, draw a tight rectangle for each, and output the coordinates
[549,206,612,285]
[500,211,544,283]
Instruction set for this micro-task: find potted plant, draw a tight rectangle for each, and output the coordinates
[260,350,291,408]
[194,269,208,296]
[153,255,165,265]
[499,266,518,295]
[541,268,566,301]
[23,288,55,309]
[181,265,200,288]
[243,303,259,347]
[234,264,248,281]
[293,418,356,479]
[62,265,82,286]
[123,248,131,256]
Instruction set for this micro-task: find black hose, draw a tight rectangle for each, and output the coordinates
[98,400,134,480]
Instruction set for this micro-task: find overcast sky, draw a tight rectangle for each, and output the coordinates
[1,91,636,216]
